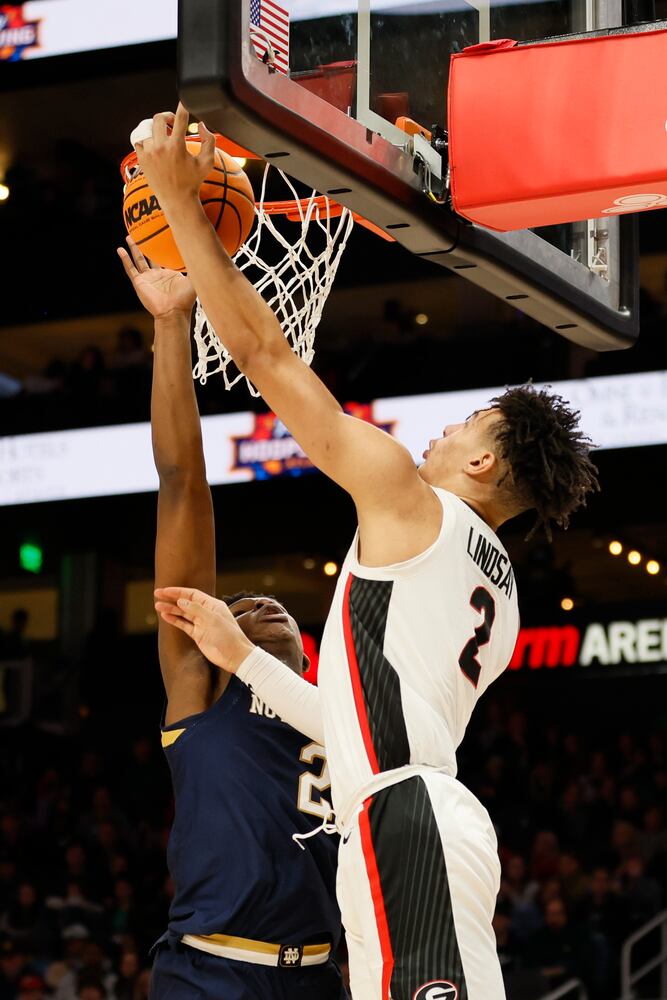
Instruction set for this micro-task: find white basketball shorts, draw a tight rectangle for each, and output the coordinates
[336,770,505,1000]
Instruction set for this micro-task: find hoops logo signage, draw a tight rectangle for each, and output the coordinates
[231,405,396,481]
[413,982,458,1000]
[0,5,40,60]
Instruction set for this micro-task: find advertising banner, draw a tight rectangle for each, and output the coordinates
[1,370,666,506]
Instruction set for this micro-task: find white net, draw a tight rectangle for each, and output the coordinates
[193,164,355,396]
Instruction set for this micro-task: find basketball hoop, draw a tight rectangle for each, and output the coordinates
[193,163,363,396]
[122,134,389,397]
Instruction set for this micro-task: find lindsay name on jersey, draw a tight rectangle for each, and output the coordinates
[466,527,515,598]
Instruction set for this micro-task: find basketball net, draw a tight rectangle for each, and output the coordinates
[193,164,355,396]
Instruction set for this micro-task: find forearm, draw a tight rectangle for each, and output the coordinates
[151,311,206,481]
[162,195,288,372]
[236,647,325,745]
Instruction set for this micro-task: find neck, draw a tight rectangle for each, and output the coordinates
[436,478,506,532]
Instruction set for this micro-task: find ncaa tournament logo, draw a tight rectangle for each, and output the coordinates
[231,405,396,482]
[413,982,459,1000]
[0,5,41,61]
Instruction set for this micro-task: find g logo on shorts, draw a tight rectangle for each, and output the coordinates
[413,982,459,1000]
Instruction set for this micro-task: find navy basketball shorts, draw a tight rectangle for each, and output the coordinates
[150,938,346,1000]
[336,772,504,1000]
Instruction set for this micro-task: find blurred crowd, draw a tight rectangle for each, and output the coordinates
[0,330,153,435]
[1,649,665,1000]
[1,286,666,439]
[460,704,667,999]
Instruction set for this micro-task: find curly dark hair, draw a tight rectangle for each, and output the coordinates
[489,384,599,540]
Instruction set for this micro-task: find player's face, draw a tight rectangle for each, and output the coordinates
[419,408,501,483]
[227,596,307,675]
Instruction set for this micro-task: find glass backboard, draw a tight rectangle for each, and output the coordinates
[179,0,645,350]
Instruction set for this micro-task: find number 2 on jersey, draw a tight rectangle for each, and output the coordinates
[298,742,332,819]
[459,586,496,687]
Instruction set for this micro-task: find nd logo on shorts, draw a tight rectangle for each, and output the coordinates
[413,981,459,1000]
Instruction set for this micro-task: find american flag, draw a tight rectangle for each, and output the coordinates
[250,0,290,75]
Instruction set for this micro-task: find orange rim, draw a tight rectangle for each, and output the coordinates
[120,135,393,243]
[120,132,259,182]
[261,197,394,242]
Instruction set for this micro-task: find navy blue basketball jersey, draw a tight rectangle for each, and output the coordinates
[161,675,340,947]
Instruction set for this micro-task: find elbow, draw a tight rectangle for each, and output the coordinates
[157,463,207,493]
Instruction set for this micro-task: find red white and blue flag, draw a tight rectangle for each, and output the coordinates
[250,0,290,75]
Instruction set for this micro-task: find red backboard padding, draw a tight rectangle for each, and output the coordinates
[448,30,667,231]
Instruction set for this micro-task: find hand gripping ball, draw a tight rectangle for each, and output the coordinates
[122,132,256,271]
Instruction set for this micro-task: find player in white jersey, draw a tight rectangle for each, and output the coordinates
[139,106,599,1000]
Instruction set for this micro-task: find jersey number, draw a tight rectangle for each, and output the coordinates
[298,742,332,820]
[458,587,496,688]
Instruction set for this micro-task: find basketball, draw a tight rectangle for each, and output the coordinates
[122,142,256,270]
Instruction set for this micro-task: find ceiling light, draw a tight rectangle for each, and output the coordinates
[187,123,199,134]
[646,560,660,575]
[303,558,316,571]
[608,540,623,556]
[415,313,429,326]
[323,562,338,577]
[560,597,574,612]
[0,184,9,202]
[627,550,641,566]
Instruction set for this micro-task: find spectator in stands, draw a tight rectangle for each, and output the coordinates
[526,898,598,993]
[581,867,627,949]
[76,983,105,1000]
[54,941,114,1000]
[0,882,51,955]
[0,939,29,1000]
[618,855,662,930]
[16,974,45,1000]
[107,879,137,947]
[499,854,541,940]
[45,881,104,940]
[639,804,667,862]
[559,851,590,914]
[531,830,561,882]
[610,819,640,868]
[558,782,590,850]
[113,951,140,1000]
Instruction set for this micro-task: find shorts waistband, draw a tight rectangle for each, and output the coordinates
[181,933,331,968]
[336,763,455,833]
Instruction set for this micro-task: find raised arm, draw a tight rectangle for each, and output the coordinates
[118,239,221,725]
[134,109,438,547]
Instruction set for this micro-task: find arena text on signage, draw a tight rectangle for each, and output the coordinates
[509,618,667,671]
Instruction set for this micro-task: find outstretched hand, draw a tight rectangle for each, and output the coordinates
[117,238,196,319]
[133,103,215,211]
[154,588,255,673]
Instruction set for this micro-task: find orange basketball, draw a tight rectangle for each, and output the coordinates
[122,142,256,270]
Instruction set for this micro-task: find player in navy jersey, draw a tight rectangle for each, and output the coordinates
[137,109,598,1000]
[118,238,344,1000]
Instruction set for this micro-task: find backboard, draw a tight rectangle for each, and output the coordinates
[179,0,645,351]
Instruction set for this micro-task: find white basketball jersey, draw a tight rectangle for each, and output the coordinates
[318,487,520,817]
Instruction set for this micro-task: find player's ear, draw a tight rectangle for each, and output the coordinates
[301,653,311,675]
[466,449,497,479]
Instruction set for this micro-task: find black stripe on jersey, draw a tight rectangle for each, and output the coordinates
[368,778,468,1000]
[348,576,410,772]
